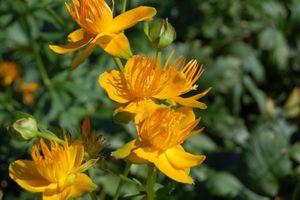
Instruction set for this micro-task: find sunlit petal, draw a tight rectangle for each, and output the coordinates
[49,35,92,54]
[112,140,137,159]
[97,33,132,59]
[69,173,97,197]
[173,96,207,109]
[9,160,50,192]
[99,70,131,103]
[109,6,157,33]
[165,145,206,169]
[154,153,194,184]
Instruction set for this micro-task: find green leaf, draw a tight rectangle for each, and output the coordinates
[258,28,282,50]
[156,182,176,200]
[229,42,265,83]
[290,142,300,163]
[243,76,267,114]
[206,171,243,198]
[204,56,242,93]
[243,120,293,196]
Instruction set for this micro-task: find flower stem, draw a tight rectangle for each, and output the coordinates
[113,162,131,200]
[36,131,64,145]
[122,0,127,13]
[156,49,162,68]
[32,42,53,89]
[23,11,53,91]
[42,0,65,28]
[89,192,98,200]
[113,57,125,72]
[146,164,157,200]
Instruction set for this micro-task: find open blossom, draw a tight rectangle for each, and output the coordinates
[0,61,20,86]
[9,139,97,200]
[112,107,206,184]
[99,54,211,122]
[49,0,156,68]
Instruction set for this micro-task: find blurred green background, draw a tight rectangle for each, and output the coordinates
[0,0,300,199]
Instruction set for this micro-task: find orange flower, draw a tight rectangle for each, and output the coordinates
[112,107,206,184]
[99,54,210,122]
[16,81,40,105]
[0,61,20,86]
[9,139,97,200]
[49,0,156,68]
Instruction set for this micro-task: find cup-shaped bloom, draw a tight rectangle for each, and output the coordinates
[49,0,156,68]
[112,107,206,184]
[9,139,97,200]
[0,61,20,86]
[99,54,211,122]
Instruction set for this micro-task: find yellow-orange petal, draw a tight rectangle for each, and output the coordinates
[133,146,160,163]
[118,100,161,123]
[126,151,149,164]
[172,96,207,109]
[68,29,86,42]
[49,34,92,54]
[154,153,194,184]
[76,159,98,173]
[165,145,206,169]
[190,87,212,100]
[133,145,194,183]
[68,141,84,169]
[43,187,71,200]
[111,140,137,159]
[9,160,50,192]
[71,43,96,69]
[99,70,130,103]
[153,73,186,100]
[108,6,157,33]
[175,107,196,129]
[97,33,132,59]
[69,173,97,198]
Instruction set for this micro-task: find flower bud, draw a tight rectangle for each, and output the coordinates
[144,18,176,49]
[9,117,38,141]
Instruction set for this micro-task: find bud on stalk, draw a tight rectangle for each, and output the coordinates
[144,18,176,50]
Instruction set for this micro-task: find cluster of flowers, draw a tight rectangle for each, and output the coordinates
[0,61,40,105]
[8,0,210,199]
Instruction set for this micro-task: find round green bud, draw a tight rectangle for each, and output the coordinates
[9,117,38,141]
[144,18,176,49]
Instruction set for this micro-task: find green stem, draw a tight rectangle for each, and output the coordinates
[122,0,127,13]
[146,164,156,200]
[89,192,98,200]
[156,49,162,68]
[113,162,131,200]
[32,42,53,90]
[36,131,64,145]
[21,5,53,91]
[292,181,300,200]
[113,57,125,72]
[42,0,65,28]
